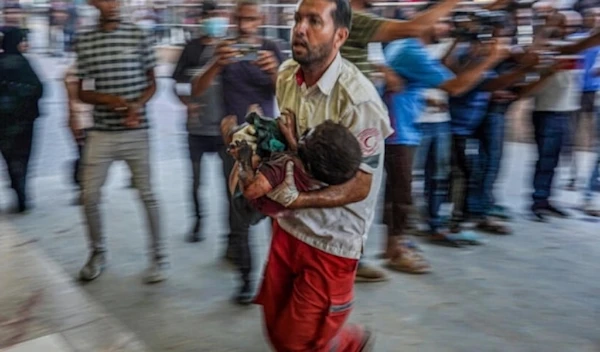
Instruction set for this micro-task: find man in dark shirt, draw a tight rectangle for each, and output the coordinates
[172,1,229,244]
[192,0,283,305]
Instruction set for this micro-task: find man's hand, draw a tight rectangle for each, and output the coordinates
[187,103,201,117]
[266,161,299,207]
[215,39,239,67]
[124,103,142,128]
[491,90,518,103]
[68,117,85,143]
[278,108,298,150]
[488,39,511,62]
[518,51,541,68]
[106,95,128,112]
[254,50,279,76]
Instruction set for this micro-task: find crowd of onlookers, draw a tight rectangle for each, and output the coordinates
[2,0,600,350]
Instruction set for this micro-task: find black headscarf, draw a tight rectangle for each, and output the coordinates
[0,26,43,129]
[0,25,24,54]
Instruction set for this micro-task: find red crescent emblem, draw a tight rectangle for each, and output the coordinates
[357,128,380,156]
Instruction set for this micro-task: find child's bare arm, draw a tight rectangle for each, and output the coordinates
[229,140,274,199]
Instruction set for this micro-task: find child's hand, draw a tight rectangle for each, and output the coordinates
[278,109,298,150]
[237,140,254,165]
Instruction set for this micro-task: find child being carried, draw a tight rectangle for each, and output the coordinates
[222,110,362,216]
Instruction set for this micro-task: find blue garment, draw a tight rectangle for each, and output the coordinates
[415,122,452,231]
[532,112,569,205]
[584,112,600,202]
[569,32,600,92]
[468,111,506,216]
[383,39,454,145]
[448,48,495,136]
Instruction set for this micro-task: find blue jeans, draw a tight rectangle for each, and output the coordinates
[415,122,451,231]
[532,111,569,206]
[468,111,505,216]
[584,113,600,202]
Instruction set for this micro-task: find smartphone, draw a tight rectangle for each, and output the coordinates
[231,43,260,62]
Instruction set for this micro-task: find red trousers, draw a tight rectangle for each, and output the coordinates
[255,221,363,352]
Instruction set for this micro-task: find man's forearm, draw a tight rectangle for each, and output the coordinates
[411,0,461,28]
[371,0,460,42]
[192,58,221,96]
[78,90,116,106]
[289,171,372,209]
[483,65,532,92]
[558,31,600,55]
[135,70,157,105]
[516,70,555,98]
[440,56,502,96]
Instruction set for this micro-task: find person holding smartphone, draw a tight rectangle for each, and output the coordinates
[192,0,283,305]
[172,1,231,244]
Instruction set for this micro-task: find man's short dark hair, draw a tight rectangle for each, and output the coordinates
[202,0,218,15]
[327,0,352,29]
[298,120,362,186]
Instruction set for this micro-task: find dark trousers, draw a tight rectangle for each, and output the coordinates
[532,111,569,206]
[383,144,415,238]
[220,144,265,283]
[0,122,35,211]
[415,122,451,232]
[468,111,505,217]
[187,135,228,221]
[450,135,476,223]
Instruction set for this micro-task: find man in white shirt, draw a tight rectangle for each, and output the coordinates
[230,0,392,349]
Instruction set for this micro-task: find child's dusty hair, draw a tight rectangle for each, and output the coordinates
[297,121,362,186]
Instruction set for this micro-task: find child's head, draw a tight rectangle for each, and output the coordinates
[297,121,362,186]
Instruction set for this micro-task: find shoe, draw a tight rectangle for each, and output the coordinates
[143,259,169,284]
[359,327,376,352]
[531,206,547,222]
[354,263,389,283]
[565,180,577,191]
[79,251,107,281]
[186,218,204,243]
[544,204,569,218]
[235,281,254,305]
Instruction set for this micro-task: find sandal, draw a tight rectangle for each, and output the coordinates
[429,231,483,247]
[386,248,431,274]
[476,219,512,235]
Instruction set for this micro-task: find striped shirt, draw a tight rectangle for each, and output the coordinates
[75,22,156,131]
[340,11,385,76]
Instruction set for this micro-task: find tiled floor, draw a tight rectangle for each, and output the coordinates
[1,335,73,352]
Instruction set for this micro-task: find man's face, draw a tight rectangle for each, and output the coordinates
[292,0,348,66]
[3,9,22,26]
[233,4,262,39]
[91,0,120,22]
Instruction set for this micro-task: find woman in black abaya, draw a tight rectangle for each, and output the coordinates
[0,26,43,212]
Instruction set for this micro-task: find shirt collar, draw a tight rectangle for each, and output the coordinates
[294,53,342,95]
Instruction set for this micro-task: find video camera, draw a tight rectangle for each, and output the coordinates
[451,10,508,42]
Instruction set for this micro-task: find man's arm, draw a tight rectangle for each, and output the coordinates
[192,40,238,96]
[135,69,157,106]
[514,65,561,98]
[288,170,372,209]
[371,0,461,43]
[556,31,600,55]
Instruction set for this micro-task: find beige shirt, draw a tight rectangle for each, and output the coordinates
[275,53,393,259]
